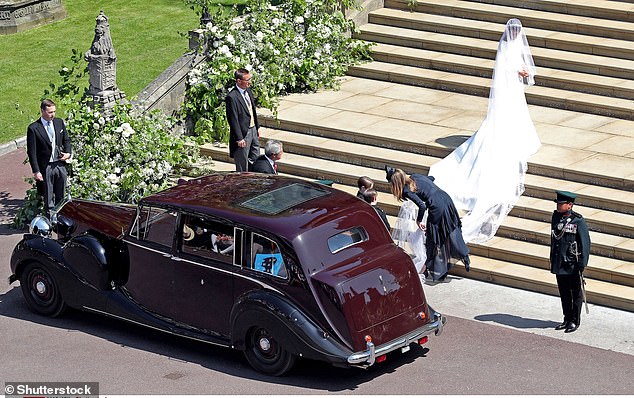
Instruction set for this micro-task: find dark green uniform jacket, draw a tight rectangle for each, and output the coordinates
[550,210,591,275]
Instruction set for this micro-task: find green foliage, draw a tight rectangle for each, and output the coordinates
[66,101,197,203]
[12,54,199,228]
[182,0,373,143]
[11,182,44,229]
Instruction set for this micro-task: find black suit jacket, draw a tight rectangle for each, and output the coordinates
[26,117,72,175]
[225,86,259,157]
[251,154,276,174]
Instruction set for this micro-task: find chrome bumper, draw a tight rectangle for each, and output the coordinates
[346,310,446,367]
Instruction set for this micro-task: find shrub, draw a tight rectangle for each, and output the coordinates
[182,0,372,143]
[13,51,198,228]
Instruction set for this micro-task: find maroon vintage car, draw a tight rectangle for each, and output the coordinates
[10,172,445,376]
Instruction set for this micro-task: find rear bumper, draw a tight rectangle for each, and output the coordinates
[346,309,446,367]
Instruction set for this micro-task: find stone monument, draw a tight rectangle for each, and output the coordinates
[0,0,66,35]
[85,10,125,113]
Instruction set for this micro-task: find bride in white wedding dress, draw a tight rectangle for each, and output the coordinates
[429,18,541,244]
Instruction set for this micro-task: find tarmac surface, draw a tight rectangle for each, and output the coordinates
[1,145,633,394]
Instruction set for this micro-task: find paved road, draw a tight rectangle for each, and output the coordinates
[1,147,633,395]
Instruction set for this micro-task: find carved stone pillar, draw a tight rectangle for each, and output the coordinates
[0,0,66,35]
[84,10,125,115]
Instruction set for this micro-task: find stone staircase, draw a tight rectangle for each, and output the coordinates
[203,0,634,311]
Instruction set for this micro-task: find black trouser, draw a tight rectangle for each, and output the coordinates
[44,161,68,215]
[556,273,583,325]
[233,126,259,172]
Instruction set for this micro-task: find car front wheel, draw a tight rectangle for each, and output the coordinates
[244,326,296,376]
[20,262,66,317]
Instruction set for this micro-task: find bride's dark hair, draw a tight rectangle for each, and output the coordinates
[390,169,416,201]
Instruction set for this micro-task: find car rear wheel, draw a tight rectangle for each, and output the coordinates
[20,262,66,317]
[244,326,296,376]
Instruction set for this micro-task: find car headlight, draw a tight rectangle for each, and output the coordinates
[30,215,52,237]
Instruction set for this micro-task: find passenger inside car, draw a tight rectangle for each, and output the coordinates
[211,233,234,255]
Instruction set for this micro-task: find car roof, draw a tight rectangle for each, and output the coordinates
[140,173,362,241]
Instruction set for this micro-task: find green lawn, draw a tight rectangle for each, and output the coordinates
[0,0,199,145]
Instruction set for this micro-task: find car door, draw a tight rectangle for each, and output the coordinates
[122,205,179,319]
[232,231,290,301]
[170,213,241,338]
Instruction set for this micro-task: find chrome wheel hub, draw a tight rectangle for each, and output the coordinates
[35,281,47,294]
[258,337,271,351]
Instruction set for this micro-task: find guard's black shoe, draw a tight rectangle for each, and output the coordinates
[564,322,579,333]
[555,321,568,331]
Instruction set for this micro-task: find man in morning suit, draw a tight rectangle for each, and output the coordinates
[26,99,72,216]
[225,68,259,171]
[251,140,283,174]
[550,190,591,333]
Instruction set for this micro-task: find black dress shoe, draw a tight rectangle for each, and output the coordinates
[555,321,568,331]
[564,322,578,333]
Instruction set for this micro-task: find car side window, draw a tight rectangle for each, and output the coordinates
[327,227,368,253]
[250,233,287,279]
[180,214,235,264]
[130,206,177,249]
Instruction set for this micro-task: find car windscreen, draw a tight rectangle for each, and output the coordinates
[239,183,329,215]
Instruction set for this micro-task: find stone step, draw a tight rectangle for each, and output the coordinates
[387,0,634,41]
[370,42,634,101]
[369,7,634,61]
[357,23,634,80]
[471,236,634,288]
[202,158,634,312]
[348,59,634,121]
[376,190,634,242]
[460,0,634,23]
[257,99,634,211]
[511,196,634,239]
[449,254,634,312]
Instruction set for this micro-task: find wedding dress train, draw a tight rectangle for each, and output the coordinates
[429,18,541,244]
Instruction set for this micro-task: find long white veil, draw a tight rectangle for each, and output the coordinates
[429,18,541,244]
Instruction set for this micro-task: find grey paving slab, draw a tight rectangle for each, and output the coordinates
[318,110,387,131]
[559,112,614,130]
[595,118,634,138]
[535,123,613,150]
[328,93,394,113]
[424,276,634,356]
[282,89,357,107]
[367,99,461,124]
[373,84,454,104]
[275,102,342,124]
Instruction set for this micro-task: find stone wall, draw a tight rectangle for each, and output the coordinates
[0,0,67,35]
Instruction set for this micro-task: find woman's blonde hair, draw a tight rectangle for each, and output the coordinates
[389,169,416,201]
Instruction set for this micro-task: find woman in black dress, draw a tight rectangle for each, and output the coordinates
[387,166,470,281]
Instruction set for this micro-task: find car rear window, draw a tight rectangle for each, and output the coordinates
[240,183,329,215]
[327,227,368,254]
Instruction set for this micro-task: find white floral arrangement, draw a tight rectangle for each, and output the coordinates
[183,0,372,143]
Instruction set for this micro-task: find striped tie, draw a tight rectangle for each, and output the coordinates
[244,92,255,128]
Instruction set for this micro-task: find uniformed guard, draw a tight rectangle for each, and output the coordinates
[550,190,591,333]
